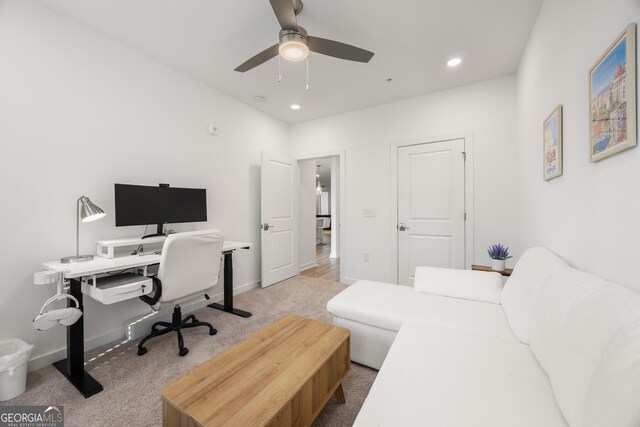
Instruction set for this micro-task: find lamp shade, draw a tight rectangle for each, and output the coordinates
[79,196,105,222]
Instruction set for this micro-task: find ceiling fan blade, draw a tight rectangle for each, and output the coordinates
[234,44,280,72]
[307,36,374,63]
[269,0,298,30]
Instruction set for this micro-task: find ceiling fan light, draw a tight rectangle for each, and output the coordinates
[279,40,309,62]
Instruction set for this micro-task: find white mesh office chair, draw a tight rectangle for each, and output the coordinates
[137,229,224,357]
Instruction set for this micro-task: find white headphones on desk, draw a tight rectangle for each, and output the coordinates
[32,270,83,331]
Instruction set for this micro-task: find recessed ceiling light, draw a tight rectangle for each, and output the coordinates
[447,57,462,67]
[290,104,301,110]
[254,95,265,102]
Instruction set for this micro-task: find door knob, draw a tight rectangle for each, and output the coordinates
[261,223,273,231]
[397,223,410,231]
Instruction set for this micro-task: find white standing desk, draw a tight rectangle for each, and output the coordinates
[42,240,252,398]
[43,240,251,278]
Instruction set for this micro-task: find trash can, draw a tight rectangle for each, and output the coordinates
[0,339,34,401]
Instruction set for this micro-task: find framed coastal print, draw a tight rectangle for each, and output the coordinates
[589,24,637,162]
[544,105,563,180]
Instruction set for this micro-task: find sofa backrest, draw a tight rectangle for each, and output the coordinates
[500,247,569,343]
[529,267,640,427]
[584,319,640,427]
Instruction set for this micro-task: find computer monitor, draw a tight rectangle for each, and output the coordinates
[114,183,207,238]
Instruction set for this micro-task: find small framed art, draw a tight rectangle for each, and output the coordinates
[589,24,637,162]
[544,105,563,181]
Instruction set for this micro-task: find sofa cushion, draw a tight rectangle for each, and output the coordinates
[414,266,503,304]
[584,320,640,427]
[327,280,516,340]
[354,321,568,427]
[529,267,640,427]
[500,247,569,343]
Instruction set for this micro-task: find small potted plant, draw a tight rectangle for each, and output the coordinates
[487,243,512,272]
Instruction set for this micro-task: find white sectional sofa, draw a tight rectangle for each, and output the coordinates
[326,248,640,426]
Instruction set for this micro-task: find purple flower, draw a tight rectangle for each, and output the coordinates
[488,243,512,260]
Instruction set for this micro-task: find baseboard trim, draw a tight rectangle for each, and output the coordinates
[299,261,318,272]
[27,280,260,373]
[342,277,358,285]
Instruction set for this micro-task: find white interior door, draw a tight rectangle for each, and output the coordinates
[261,151,298,287]
[397,139,465,286]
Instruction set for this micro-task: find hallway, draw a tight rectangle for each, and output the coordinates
[300,231,340,282]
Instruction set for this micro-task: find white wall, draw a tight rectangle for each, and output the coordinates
[291,76,520,284]
[0,0,290,368]
[330,156,340,259]
[298,160,317,270]
[516,0,640,290]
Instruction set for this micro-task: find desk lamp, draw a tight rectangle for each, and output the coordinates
[61,196,106,263]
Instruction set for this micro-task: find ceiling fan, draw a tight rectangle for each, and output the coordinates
[234,0,374,72]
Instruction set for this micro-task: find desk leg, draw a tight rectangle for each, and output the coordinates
[53,278,103,398]
[208,251,252,318]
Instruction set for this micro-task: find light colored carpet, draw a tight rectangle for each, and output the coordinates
[6,276,377,426]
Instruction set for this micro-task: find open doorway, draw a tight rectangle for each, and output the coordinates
[298,155,341,282]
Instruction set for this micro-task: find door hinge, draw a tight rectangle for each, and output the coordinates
[464,212,467,221]
[461,151,466,161]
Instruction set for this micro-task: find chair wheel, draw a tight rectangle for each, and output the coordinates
[210,328,217,336]
[179,347,189,357]
[137,347,148,356]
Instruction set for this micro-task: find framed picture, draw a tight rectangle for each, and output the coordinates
[544,105,563,180]
[589,24,637,162]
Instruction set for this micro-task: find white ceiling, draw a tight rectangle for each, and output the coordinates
[38,0,542,124]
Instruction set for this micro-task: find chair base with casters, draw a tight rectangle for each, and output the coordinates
[137,305,216,357]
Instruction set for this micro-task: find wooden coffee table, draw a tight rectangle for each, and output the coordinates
[161,314,351,426]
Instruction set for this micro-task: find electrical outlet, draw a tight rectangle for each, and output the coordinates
[363,253,370,262]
